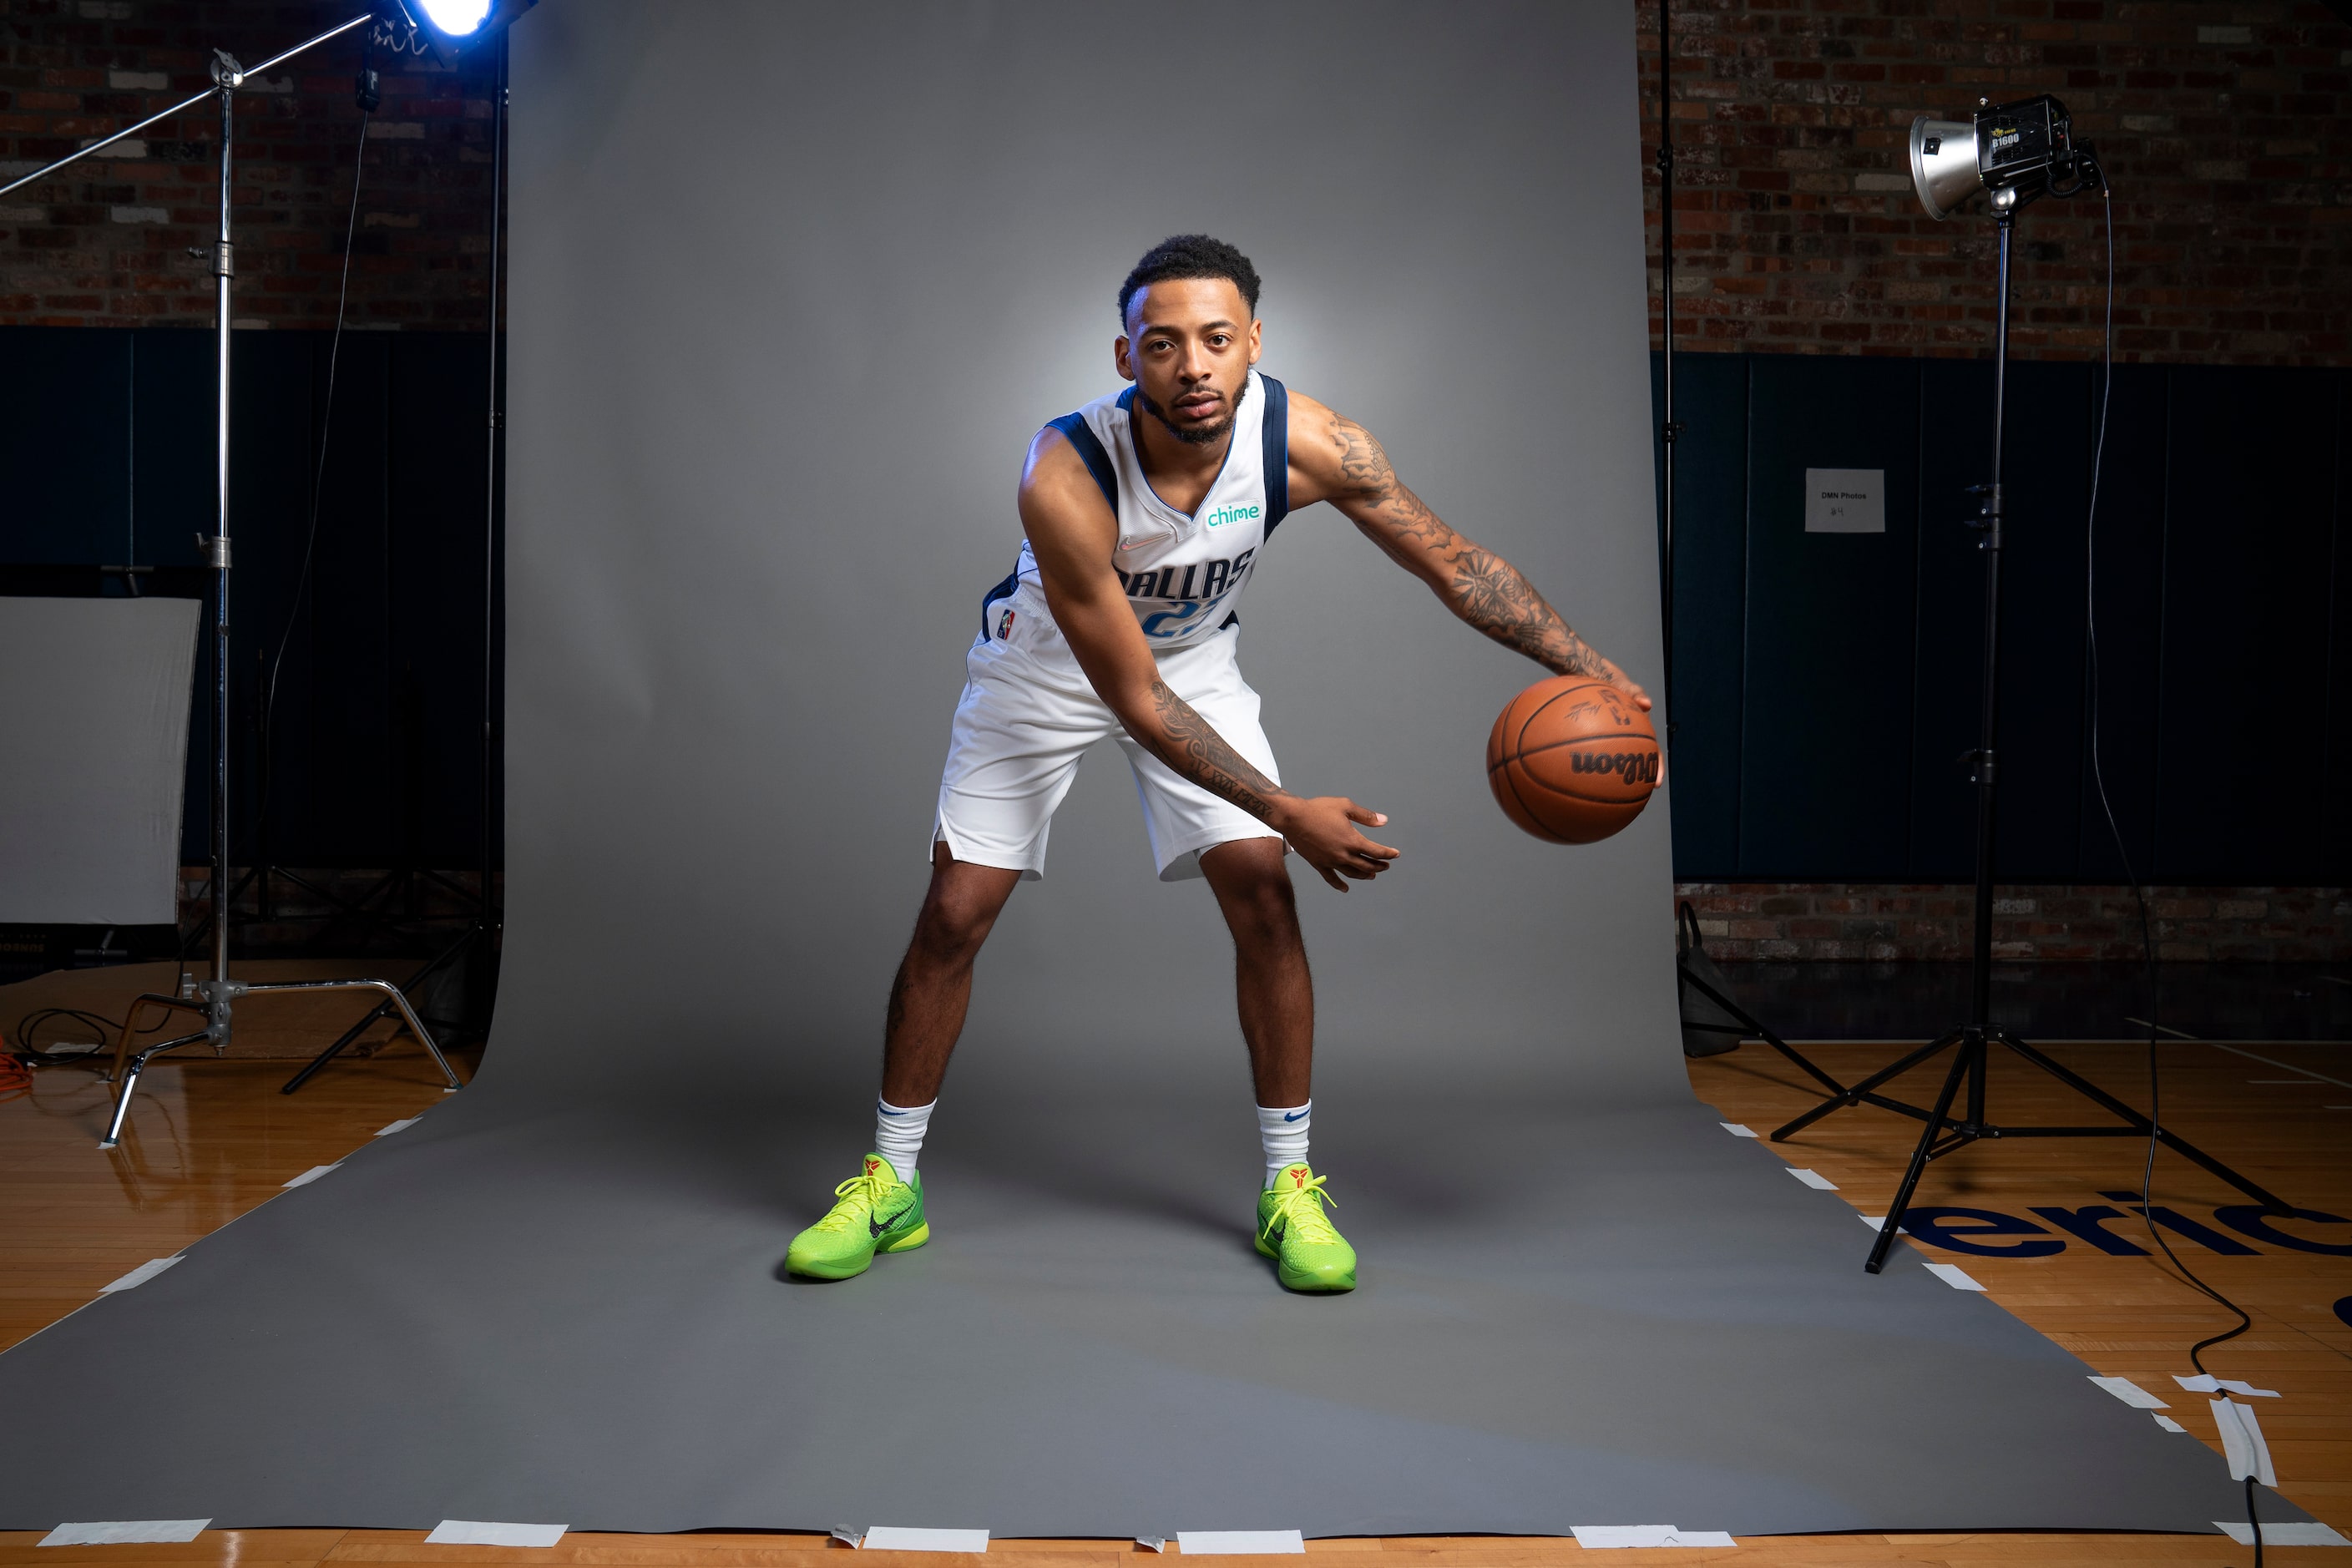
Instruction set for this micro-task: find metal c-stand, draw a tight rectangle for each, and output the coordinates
[0,13,468,1149]
[1763,169,2291,1270]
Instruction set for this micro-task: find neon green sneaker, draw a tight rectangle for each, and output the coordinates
[1256,1161,1356,1292]
[786,1153,929,1280]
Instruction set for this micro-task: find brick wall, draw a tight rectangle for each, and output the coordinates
[10,2,2348,351]
[1637,0,2352,363]
[1676,882,2352,960]
[0,1,499,328]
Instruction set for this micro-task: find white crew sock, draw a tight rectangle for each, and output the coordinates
[1257,1100,1311,1189]
[873,1096,934,1177]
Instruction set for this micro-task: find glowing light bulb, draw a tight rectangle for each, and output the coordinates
[416,0,493,34]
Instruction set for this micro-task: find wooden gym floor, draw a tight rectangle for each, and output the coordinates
[2,1006,2347,1565]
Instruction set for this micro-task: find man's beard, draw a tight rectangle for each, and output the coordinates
[1137,379,1248,447]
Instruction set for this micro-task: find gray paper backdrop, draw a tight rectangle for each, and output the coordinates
[501,0,1677,1105]
[0,1,2280,1539]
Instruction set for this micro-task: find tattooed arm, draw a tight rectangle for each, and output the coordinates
[1287,391,1651,708]
[1017,425,1399,889]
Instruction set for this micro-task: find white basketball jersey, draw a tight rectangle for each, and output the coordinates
[980,370,1292,654]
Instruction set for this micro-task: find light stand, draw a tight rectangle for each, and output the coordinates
[1,13,468,1148]
[1765,102,2291,1268]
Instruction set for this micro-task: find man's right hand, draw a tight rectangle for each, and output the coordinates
[1272,797,1400,892]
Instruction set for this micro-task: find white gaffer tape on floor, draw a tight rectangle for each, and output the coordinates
[375,1118,422,1136]
[2155,1414,2188,1433]
[2216,1522,2350,1547]
[1922,1262,1985,1291]
[282,1163,342,1189]
[1785,1167,1837,1190]
[1176,1531,1305,1554]
[857,1527,989,1553]
[1858,1214,1910,1236]
[2177,1372,2279,1397]
[99,1257,181,1293]
[39,1521,210,1546]
[2211,1399,2278,1488]
[2089,1375,2168,1409]
[1570,1526,1738,1549]
[424,1521,568,1547]
[1719,1123,1758,1138]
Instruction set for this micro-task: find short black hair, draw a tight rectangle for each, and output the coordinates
[1118,234,1262,329]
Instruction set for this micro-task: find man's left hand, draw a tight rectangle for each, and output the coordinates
[1571,655,1651,713]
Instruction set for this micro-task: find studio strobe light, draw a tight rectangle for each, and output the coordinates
[412,0,494,35]
[1908,94,2103,220]
[391,0,532,51]
[1770,96,2295,1270]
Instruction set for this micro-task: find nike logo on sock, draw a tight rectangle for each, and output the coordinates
[878,1106,908,1116]
[1283,1110,1308,1122]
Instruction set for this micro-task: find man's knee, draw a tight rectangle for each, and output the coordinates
[910,862,1014,964]
[1211,853,1302,945]
[909,897,993,967]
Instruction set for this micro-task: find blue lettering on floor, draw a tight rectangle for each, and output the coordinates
[1854,1196,2352,1257]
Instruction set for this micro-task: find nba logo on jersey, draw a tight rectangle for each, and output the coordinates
[994,605,1017,640]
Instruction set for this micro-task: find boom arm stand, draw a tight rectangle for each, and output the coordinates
[3,11,472,1149]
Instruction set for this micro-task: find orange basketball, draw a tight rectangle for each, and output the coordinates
[1485,675,1660,844]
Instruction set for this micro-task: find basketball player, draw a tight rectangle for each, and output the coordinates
[787,235,1647,1292]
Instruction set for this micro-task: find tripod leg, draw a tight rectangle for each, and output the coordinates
[1867,1034,1977,1274]
[1679,969,1853,1099]
[375,982,465,1091]
[1773,1029,1961,1141]
[250,960,470,1095]
[1753,1033,1852,1097]
[99,1058,144,1150]
[104,994,200,1085]
[2144,1126,2290,1213]
[279,999,392,1095]
[1992,1032,2293,1211]
[99,1029,208,1150]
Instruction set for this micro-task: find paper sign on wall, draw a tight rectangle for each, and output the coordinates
[1805,468,1885,533]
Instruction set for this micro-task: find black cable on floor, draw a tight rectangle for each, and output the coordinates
[9,1008,122,1060]
[2081,176,2263,1561]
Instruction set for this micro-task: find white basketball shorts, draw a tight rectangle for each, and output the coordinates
[932,617,1281,883]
